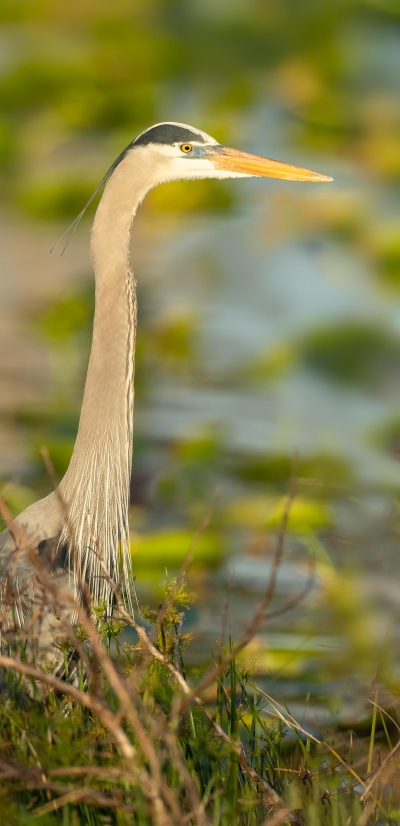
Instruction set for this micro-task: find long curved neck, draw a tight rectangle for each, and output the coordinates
[58,156,149,608]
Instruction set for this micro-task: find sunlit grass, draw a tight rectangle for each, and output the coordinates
[0,566,399,825]
[0,479,399,825]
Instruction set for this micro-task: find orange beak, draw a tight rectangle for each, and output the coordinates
[210,146,333,182]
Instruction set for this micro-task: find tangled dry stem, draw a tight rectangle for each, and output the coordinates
[0,481,394,824]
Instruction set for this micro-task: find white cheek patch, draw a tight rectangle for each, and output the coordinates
[172,156,253,180]
[173,157,215,171]
[207,170,253,179]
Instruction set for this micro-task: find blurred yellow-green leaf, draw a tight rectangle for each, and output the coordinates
[223,495,331,531]
[0,483,36,519]
[37,290,94,342]
[148,179,235,214]
[241,342,295,383]
[130,528,223,569]
[17,179,96,221]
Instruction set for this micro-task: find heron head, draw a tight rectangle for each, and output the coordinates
[125,121,333,184]
[55,121,332,254]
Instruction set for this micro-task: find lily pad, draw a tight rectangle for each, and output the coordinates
[223,495,330,532]
[130,528,223,570]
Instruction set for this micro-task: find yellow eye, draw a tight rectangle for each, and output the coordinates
[181,144,193,153]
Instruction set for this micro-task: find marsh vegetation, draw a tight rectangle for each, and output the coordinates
[1,0,400,821]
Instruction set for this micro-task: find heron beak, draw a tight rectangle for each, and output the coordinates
[210,146,333,182]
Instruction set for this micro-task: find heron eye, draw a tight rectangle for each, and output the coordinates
[181,144,193,153]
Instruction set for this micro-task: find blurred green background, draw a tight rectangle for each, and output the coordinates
[1,0,400,725]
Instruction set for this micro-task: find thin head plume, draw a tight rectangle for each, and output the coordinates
[50,146,129,256]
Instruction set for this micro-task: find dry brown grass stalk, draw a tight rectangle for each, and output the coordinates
[1,477,395,824]
[0,485,311,824]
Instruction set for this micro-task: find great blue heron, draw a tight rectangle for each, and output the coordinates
[0,122,332,624]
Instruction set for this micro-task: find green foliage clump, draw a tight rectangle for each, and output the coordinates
[0,573,398,825]
[299,321,400,387]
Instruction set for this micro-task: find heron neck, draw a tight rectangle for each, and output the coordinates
[58,159,147,606]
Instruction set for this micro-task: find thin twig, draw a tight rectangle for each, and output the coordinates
[360,736,400,801]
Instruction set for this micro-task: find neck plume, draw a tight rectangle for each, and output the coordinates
[58,156,147,610]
